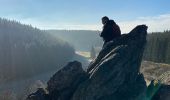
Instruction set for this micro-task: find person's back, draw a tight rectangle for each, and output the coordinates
[101,20,121,42]
[100,16,121,45]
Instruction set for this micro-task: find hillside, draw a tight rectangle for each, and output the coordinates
[0,18,75,83]
[46,30,103,51]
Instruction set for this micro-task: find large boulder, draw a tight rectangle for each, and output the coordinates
[72,25,148,100]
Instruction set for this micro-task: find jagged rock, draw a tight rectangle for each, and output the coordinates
[72,25,148,100]
[47,61,88,100]
[26,61,88,100]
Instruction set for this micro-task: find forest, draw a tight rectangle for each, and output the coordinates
[143,31,170,64]
[0,18,75,83]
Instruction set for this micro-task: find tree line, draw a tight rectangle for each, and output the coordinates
[143,31,170,64]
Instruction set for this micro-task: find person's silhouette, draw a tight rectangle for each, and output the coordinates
[100,16,121,47]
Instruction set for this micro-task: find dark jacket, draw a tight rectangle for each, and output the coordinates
[100,20,121,42]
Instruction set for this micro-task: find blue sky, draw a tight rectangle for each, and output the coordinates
[0,0,170,32]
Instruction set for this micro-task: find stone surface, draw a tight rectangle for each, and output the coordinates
[72,25,148,100]
[47,61,88,100]
[26,61,88,100]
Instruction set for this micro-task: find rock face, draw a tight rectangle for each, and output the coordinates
[72,25,148,100]
[47,61,88,100]
[26,61,88,100]
[26,25,148,100]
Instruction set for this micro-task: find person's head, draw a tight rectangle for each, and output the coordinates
[102,16,109,25]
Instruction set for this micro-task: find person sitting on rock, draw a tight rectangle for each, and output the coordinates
[100,16,121,47]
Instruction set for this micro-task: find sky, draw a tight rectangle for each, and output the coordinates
[0,0,170,33]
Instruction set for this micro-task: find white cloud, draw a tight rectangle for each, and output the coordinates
[119,14,170,33]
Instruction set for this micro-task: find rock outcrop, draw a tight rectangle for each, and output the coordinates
[26,25,148,100]
[72,25,148,100]
[47,61,88,100]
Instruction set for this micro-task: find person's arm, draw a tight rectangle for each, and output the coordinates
[100,25,107,37]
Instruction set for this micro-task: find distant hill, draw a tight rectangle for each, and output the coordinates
[46,30,103,51]
[47,30,170,64]
[0,18,75,83]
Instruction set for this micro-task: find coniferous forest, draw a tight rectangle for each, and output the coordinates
[0,18,75,83]
[143,31,170,64]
